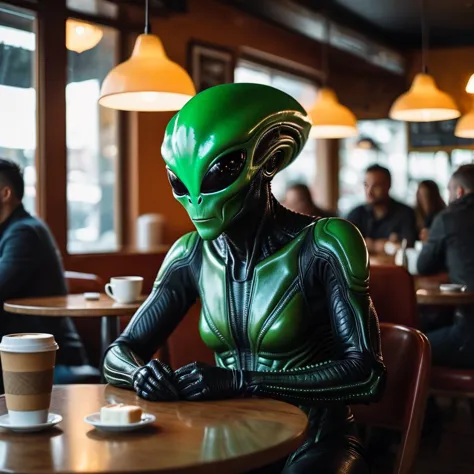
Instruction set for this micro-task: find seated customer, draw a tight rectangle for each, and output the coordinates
[282,183,332,217]
[347,164,417,253]
[0,159,97,385]
[417,164,474,368]
[415,179,446,242]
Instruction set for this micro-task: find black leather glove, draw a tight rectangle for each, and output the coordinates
[132,359,179,401]
[175,362,244,401]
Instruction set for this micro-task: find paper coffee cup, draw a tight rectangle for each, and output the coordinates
[0,333,58,426]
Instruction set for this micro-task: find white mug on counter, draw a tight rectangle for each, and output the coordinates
[105,276,143,304]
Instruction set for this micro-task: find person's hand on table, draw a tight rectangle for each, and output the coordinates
[175,362,243,401]
[132,359,179,401]
[366,238,392,255]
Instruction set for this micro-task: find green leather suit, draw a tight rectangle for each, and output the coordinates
[103,83,386,474]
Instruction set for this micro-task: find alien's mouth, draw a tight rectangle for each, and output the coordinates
[192,218,215,222]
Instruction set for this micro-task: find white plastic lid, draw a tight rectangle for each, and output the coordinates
[0,333,58,353]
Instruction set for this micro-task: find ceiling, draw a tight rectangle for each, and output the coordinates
[302,0,474,48]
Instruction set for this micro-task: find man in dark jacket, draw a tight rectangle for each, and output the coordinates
[0,159,97,386]
[417,164,474,368]
[347,164,418,253]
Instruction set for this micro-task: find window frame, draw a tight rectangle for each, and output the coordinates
[0,0,140,255]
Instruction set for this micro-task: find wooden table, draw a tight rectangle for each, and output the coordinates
[0,385,308,474]
[4,294,145,355]
[416,288,474,306]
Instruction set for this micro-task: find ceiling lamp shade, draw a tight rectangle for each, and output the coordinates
[98,34,196,112]
[466,74,474,94]
[455,103,474,138]
[309,88,358,139]
[389,73,460,122]
[66,19,103,53]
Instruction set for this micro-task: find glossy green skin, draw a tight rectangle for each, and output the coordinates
[103,83,383,472]
[161,83,312,240]
[156,218,383,404]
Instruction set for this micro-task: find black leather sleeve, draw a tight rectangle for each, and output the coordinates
[243,220,386,405]
[103,234,201,388]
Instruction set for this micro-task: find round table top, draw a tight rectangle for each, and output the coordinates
[416,288,474,306]
[0,385,308,474]
[3,294,145,317]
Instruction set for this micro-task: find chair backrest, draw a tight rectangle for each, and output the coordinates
[65,271,103,294]
[64,271,104,367]
[351,323,431,474]
[370,264,419,328]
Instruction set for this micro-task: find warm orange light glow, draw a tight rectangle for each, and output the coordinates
[66,19,103,54]
[309,88,357,139]
[455,100,474,138]
[99,34,196,112]
[389,73,460,122]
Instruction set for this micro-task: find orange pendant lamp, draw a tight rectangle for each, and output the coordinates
[389,0,459,122]
[308,17,357,139]
[66,19,103,53]
[455,97,474,138]
[466,74,474,94]
[98,0,195,112]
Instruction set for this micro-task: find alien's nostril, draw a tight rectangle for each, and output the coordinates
[187,196,192,204]
[197,196,203,205]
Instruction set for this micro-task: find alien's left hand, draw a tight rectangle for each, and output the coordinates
[175,362,244,401]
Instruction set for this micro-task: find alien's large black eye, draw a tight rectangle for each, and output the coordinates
[200,150,246,194]
[167,169,188,196]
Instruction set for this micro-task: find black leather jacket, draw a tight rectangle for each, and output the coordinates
[418,193,474,291]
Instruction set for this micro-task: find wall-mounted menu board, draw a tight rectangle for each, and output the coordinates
[408,119,474,149]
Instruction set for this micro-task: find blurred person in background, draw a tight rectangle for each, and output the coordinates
[415,180,446,242]
[283,183,332,217]
[347,164,417,254]
[0,159,98,388]
[418,164,474,368]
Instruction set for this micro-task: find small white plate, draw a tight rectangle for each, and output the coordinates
[0,413,62,433]
[84,412,156,432]
[440,283,467,293]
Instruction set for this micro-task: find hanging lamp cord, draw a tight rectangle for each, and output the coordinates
[144,0,151,34]
[421,0,428,73]
[321,14,330,86]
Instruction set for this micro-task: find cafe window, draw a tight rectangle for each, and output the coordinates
[66,0,118,19]
[66,20,119,253]
[234,60,318,202]
[0,4,36,214]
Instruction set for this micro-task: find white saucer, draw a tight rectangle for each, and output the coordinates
[84,412,156,432]
[0,413,63,433]
[440,283,467,293]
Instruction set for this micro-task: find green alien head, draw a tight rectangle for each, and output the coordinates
[161,83,312,240]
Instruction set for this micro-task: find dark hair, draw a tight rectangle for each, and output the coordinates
[415,180,446,229]
[0,159,24,200]
[365,164,391,186]
[452,164,474,192]
[286,183,313,202]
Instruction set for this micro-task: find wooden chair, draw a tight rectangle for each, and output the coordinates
[64,271,104,294]
[351,323,431,474]
[431,367,474,429]
[369,264,419,328]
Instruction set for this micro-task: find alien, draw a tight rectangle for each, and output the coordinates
[103,83,386,473]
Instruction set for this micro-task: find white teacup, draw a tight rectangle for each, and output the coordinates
[105,277,143,304]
